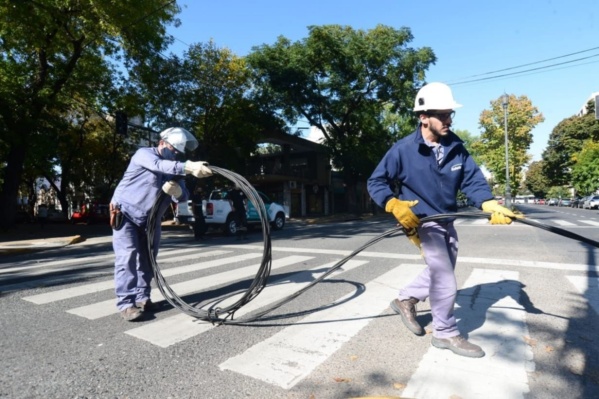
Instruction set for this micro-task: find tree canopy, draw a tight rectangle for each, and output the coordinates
[246,24,436,211]
[473,94,544,199]
[0,0,180,228]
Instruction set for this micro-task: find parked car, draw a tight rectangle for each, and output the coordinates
[547,198,559,206]
[71,203,110,224]
[583,195,599,209]
[205,189,287,235]
[559,198,571,207]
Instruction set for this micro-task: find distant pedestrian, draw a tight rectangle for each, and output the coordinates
[37,204,48,229]
[192,186,207,240]
[227,185,248,240]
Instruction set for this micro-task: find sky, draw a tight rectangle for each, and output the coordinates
[166,0,598,162]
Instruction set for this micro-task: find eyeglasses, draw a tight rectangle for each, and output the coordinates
[428,111,455,121]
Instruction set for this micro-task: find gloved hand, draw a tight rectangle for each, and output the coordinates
[162,180,182,198]
[405,228,424,257]
[184,161,212,178]
[481,200,515,225]
[385,198,420,230]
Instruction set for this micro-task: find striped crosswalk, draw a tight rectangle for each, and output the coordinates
[5,244,599,396]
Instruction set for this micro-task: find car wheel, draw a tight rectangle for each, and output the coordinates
[224,214,236,236]
[272,212,285,230]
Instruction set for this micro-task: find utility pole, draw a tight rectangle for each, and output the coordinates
[501,93,511,208]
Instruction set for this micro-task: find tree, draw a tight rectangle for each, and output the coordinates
[541,102,599,186]
[570,140,599,195]
[473,94,544,199]
[0,0,180,228]
[135,41,284,172]
[246,24,436,212]
[525,160,550,198]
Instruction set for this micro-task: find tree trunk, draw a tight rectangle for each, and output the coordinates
[0,145,26,230]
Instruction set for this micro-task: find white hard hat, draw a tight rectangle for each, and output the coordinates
[413,82,462,112]
[159,127,199,152]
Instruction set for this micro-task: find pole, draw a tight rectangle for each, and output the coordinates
[502,93,511,208]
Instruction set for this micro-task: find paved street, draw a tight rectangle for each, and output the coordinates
[1,208,599,398]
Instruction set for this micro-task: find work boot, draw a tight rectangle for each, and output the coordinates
[431,335,485,358]
[136,300,157,312]
[120,306,143,321]
[390,298,424,336]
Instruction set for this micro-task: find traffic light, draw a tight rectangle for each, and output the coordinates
[115,111,128,136]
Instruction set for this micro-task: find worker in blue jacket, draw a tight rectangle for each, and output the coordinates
[110,127,212,321]
[367,82,515,358]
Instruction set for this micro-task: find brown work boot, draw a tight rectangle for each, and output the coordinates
[431,335,485,358]
[390,298,424,336]
[136,300,157,312]
[120,306,143,321]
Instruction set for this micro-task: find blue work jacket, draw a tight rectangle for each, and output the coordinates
[111,147,188,227]
[367,126,493,219]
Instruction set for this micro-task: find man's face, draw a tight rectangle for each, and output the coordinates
[422,109,455,139]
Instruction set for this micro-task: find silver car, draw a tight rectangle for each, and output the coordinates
[583,195,599,209]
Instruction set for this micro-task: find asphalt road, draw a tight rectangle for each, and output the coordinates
[1,207,599,399]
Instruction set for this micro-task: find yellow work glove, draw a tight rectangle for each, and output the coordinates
[162,180,182,198]
[385,198,420,230]
[481,200,516,225]
[184,161,212,178]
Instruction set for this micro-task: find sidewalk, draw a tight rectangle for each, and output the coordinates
[0,213,381,256]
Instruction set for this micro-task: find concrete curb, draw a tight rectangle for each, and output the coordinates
[0,235,86,256]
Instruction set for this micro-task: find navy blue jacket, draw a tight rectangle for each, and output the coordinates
[367,126,493,219]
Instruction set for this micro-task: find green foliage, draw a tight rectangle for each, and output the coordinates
[472,94,544,199]
[247,24,436,186]
[0,0,180,227]
[570,140,599,195]
[525,161,550,198]
[541,107,599,186]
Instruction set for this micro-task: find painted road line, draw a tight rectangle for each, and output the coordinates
[402,268,533,399]
[0,247,198,275]
[566,276,599,315]
[125,259,369,347]
[67,255,313,320]
[219,264,425,389]
[553,219,577,226]
[579,220,599,226]
[223,245,598,272]
[22,250,231,304]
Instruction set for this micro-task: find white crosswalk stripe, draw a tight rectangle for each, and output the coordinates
[566,276,599,315]
[22,250,231,304]
[125,259,369,347]
[401,269,533,398]
[66,254,312,320]
[219,263,425,389]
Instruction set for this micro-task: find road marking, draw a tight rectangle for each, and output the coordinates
[402,268,533,399]
[219,264,425,389]
[125,259,369,347]
[0,247,199,274]
[222,245,599,272]
[22,250,231,304]
[566,276,599,315]
[66,255,313,320]
[579,220,599,226]
[553,219,577,226]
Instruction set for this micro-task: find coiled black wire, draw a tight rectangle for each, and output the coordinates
[147,166,271,324]
[147,169,599,325]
